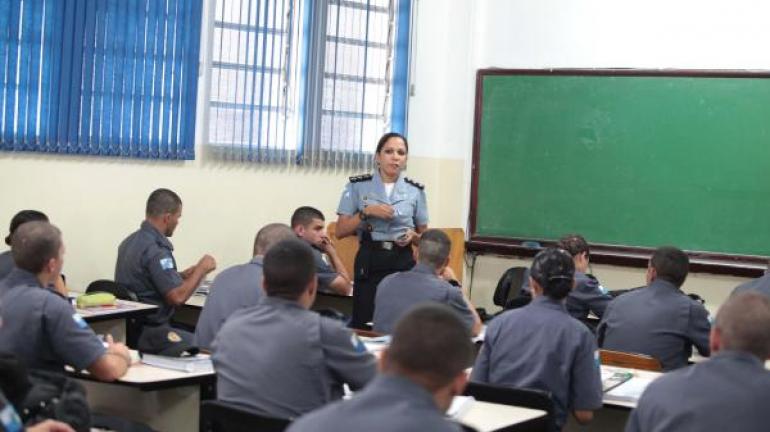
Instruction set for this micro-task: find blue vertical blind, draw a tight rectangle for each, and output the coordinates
[208,0,301,162]
[207,0,410,168]
[0,0,203,159]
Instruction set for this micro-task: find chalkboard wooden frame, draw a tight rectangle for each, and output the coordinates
[468,68,770,277]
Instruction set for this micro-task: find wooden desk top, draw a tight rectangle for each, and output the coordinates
[76,299,158,322]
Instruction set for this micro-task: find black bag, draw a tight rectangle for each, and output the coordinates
[20,369,91,432]
[493,266,532,310]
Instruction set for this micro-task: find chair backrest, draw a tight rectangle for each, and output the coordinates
[463,381,554,432]
[327,223,466,280]
[493,267,530,308]
[86,279,138,301]
[599,349,663,372]
[200,400,291,432]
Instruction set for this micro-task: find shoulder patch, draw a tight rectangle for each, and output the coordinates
[404,177,424,190]
[348,173,373,183]
[159,257,175,271]
[72,313,88,329]
[350,333,367,353]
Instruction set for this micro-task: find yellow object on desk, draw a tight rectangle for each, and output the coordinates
[76,292,117,308]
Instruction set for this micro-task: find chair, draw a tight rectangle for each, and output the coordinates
[200,400,291,432]
[463,382,554,432]
[86,279,138,302]
[493,267,531,310]
[599,349,662,371]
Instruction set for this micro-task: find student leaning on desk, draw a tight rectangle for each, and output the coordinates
[0,222,130,381]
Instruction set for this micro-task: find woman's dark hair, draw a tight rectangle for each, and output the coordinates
[6,210,49,246]
[375,132,409,154]
[530,247,575,300]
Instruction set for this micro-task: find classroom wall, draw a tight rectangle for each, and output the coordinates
[1,0,766,310]
[462,0,770,312]
[0,0,470,291]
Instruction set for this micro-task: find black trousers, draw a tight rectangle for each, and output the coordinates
[351,243,415,329]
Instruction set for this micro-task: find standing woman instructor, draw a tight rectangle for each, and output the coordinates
[336,133,428,329]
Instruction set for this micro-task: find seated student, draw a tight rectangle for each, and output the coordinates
[472,248,602,431]
[291,206,353,296]
[0,210,67,296]
[195,223,295,350]
[597,246,710,371]
[373,229,481,336]
[287,304,474,432]
[626,291,770,432]
[212,239,376,419]
[519,234,612,320]
[0,222,130,381]
[115,188,216,353]
[730,262,770,298]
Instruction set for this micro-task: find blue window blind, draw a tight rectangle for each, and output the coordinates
[0,0,203,159]
[208,0,301,162]
[207,0,411,168]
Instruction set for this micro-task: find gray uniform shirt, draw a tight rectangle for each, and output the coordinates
[286,374,463,432]
[0,251,13,280]
[0,269,105,372]
[471,296,603,430]
[597,279,710,371]
[115,221,183,324]
[626,351,770,432]
[373,263,475,334]
[195,257,264,350]
[337,171,429,241]
[212,296,377,418]
[732,273,770,298]
[311,247,338,293]
[522,269,611,319]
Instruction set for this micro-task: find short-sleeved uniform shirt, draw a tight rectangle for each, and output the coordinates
[212,296,377,419]
[311,246,339,293]
[195,257,264,350]
[626,351,770,432]
[115,221,183,324]
[521,269,611,319]
[0,251,13,281]
[731,273,770,298]
[0,269,105,372]
[597,279,711,371]
[286,374,463,432]
[373,263,476,334]
[336,171,428,241]
[471,296,603,430]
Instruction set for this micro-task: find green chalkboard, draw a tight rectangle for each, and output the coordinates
[470,69,770,257]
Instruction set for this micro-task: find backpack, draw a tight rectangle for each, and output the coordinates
[493,266,532,310]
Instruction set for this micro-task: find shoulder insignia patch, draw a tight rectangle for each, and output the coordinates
[349,173,373,183]
[404,177,424,190]
[159,257,175,271]
[350,333,367,353]
[72,313,88,329]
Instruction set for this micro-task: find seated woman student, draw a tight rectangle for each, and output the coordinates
[472,248,603,431]
[556,234,612,320]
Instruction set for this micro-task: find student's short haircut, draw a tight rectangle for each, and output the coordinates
[290,206,325,229]
[253,223,295,256]
[5,210,49,246]
[557,234,590,258]
[11,221,62,274]
[650,246,689,287]
[263,239,317,300]
[387,304,474,390]
[417,229,451,270]
[717,291,770,359]
[530,248,575,300]
[146,188,182,217]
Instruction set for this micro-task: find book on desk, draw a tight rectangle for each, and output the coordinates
[141,353,214,373]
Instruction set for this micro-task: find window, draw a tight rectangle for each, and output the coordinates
[206,0,411,167]
[0,0,203,159]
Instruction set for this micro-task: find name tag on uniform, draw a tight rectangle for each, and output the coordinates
[160,257,175,270]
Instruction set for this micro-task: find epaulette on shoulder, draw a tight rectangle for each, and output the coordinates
[404,177,424,190]
[349,173,373,183]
